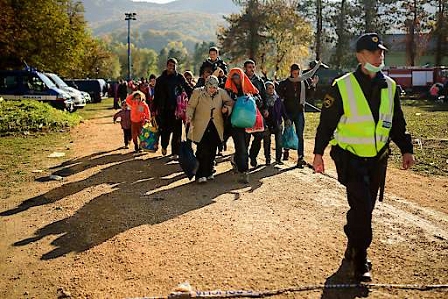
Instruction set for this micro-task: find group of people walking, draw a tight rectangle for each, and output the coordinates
[113,34,416,283]
[114,46,322,184]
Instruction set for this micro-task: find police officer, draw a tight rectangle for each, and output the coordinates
[312,33,415,281]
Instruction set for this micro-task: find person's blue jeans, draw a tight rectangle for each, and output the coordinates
[290,111,305,158]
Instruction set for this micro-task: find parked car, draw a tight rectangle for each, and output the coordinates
[66,79,105,103]
[45,73,86,110]
[0,69,74,112]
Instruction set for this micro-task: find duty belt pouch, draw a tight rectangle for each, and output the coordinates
[330,146,349,186]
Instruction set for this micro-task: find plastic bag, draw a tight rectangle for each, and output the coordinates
[178,141,199,180]
[282,124,298,150]
[139,118,159,152]
[245,108,264,133]
[231,95,257,128]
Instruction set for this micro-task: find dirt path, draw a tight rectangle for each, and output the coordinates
[1,108,447,299]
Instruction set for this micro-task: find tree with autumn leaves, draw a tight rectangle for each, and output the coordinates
[0,0,118,78]
[220,0,447,74]
[218,0,313,78]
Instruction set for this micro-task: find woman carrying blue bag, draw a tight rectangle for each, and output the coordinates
[224,68,260,184]
[186,76,233,183]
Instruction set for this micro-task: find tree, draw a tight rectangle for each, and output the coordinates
[157,48,169,74]
[261,0,313,77]
[330,0,351,69]
[219,0,313,76]
[432,0,448,65]
[0,0,116,78]
[109,42,158,79]
[297,0,333,61]
[218,0,267,64]
[166,41,191,72]
[386,0,434,66]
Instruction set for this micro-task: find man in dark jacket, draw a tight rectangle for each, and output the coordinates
[153,58,193,157]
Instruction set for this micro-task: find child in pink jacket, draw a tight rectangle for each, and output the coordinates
[113,101,132,149]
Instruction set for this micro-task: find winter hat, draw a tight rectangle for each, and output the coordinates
[265,81,275,88]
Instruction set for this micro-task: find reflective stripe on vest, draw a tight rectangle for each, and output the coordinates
[329,73,396,157]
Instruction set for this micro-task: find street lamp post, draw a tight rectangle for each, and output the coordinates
[125,12,137,81]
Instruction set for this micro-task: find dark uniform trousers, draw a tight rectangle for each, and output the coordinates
[331,146,387,259]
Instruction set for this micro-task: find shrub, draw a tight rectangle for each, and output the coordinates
[0,99,81,135]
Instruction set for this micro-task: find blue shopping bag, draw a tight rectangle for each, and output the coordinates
[282,124,299,150]
[231,95,257,128]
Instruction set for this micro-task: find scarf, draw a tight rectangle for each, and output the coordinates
[287,61,321,105]
[225,68,259,95]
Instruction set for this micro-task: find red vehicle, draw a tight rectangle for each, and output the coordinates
[384,66,448,93]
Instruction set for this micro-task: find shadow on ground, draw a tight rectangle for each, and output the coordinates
[4,150,293,260]
[320,259,369,299]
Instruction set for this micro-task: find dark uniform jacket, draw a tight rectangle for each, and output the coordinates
[153,70,193,113]
[313,65,413,158]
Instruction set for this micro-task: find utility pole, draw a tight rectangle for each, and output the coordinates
[125,12,137,81]
[316,0,322,61]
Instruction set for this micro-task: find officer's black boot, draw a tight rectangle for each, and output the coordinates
[344,243,372,270]
[353,248,372,282]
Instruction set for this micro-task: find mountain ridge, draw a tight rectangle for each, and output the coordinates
[80,0,239,52]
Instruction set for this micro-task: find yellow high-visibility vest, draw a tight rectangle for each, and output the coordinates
[329,72,396,157]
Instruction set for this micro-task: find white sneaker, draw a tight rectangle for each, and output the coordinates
[207,174,214,180]
[197,177,207,184]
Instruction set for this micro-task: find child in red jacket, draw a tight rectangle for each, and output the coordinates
[113,101,132,149]
[126,91,151,152]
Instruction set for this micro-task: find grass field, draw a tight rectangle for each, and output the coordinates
[304,99,448,176]
[0,99,114,197]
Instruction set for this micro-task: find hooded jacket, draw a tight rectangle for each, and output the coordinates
[125,91,151,123]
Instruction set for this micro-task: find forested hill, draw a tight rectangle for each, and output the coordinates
[81,0,240,51]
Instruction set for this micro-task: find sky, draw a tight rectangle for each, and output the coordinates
[133,0,175,3]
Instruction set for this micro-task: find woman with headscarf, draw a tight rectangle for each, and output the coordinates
[224,68,259,184]
[186,76,233,183]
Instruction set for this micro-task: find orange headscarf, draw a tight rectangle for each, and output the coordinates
[224,68,259,95]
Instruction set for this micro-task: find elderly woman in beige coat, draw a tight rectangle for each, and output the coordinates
[186,76,233,183]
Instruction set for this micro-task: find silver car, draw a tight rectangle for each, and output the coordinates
[46,73,87,110]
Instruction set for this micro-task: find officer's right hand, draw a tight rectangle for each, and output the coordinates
[313,154,325,173]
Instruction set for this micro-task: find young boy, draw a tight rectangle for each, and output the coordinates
[126,91,151,152]
[113,102,132,149]
[265,81,289,164]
